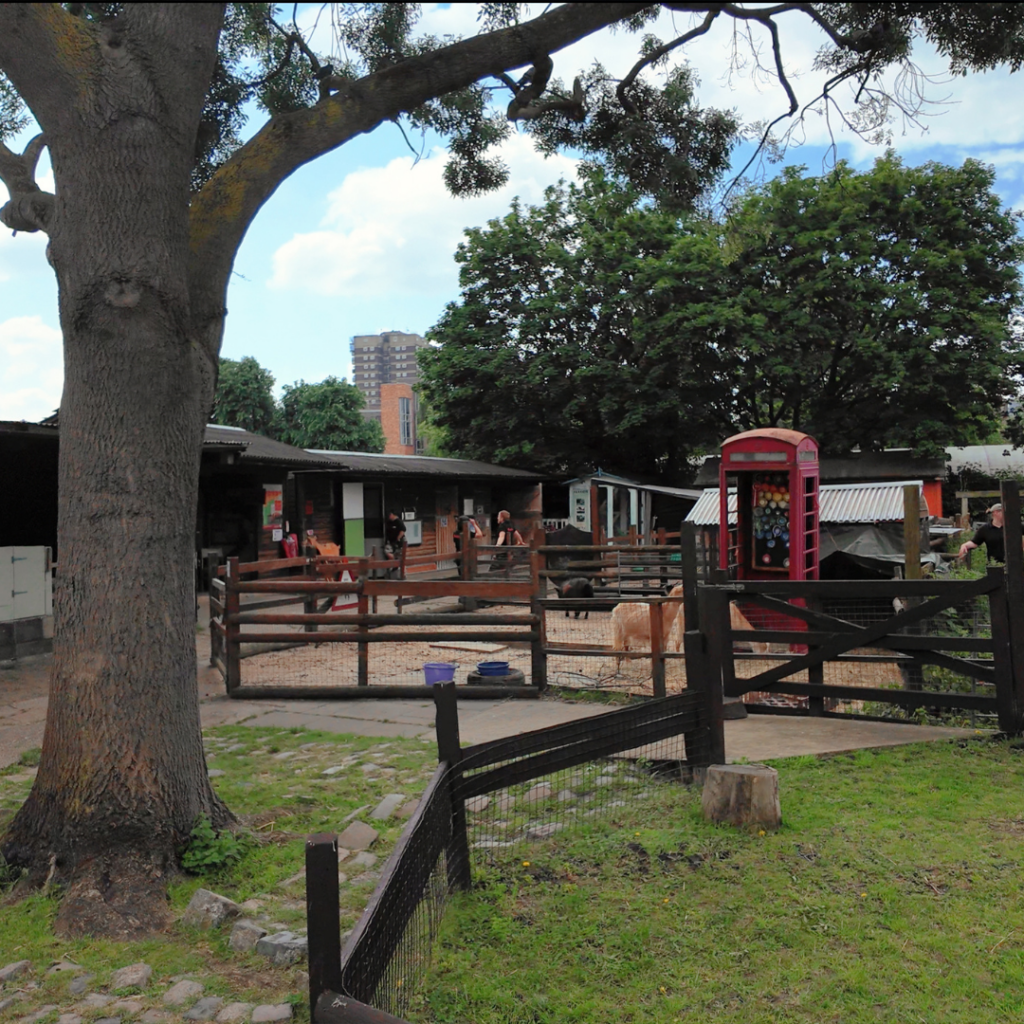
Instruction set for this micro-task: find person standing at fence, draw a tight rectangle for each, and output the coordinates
[493,509,524,573]
[959,503,1007,563]
[384,511,406,576]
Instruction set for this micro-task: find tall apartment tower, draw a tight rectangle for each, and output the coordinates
[350,331,429,416]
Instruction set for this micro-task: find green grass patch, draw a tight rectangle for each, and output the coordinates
[0,724,439,1021]
[415,737,1024,1024]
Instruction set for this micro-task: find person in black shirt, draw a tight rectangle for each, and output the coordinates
[959,504,1006,563]
[384,511,406,567]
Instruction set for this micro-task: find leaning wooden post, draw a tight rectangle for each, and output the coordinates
[306,833,343,1019]
[649,599,666,699]
[356,578,369,688]
[1000,480,1024,732]
[224,557,241,695]
[433,682,472,891]
[459,520,471,581]
[530,532,548,692]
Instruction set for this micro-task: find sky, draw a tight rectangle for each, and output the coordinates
[2,4,1024,422]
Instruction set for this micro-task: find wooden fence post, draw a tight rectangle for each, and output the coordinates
[306,833,343,1019]
[681,521,699,631]
[433,682,472,891]
[695,585,728,764]
[649,600,666,699]
[530,535,548,692]
[224,557,241,695]
[356,579,369,688]
[1000,480,1024,732]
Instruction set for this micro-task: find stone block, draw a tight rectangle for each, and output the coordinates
[216,1004,254,1023]
[370,794,405,820]
[229,920,268,953]
[110,963,152,991]
[464,796,490,813]
[181,889,241,930]
[162,980,205,1006]
[251,1006,292,1023]
[336,820,377,851]
[80,994,113,1009]
[394,800,418,819]
[255,933,307,966]
[0,961,32,984]
[524,782,552,804]
[68,975,93,996]
[349,852,377,869]
[185,997,225,1021]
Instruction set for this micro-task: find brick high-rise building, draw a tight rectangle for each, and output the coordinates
[350,331,429,417]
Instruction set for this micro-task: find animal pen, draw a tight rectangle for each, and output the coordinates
[210,494,1024,729]
[288,487,1024,1024]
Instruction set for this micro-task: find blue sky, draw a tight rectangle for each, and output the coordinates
[2,4,1023,421]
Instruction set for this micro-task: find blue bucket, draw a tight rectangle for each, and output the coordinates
[476,661,510,677]
[423,662,457,685]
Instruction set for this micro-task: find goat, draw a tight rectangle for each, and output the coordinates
[555,576,595,618]
[610,584,685,667]
[665,596,769,654]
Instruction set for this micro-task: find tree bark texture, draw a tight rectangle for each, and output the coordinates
[0,0,650,937]
[0,4,230,938]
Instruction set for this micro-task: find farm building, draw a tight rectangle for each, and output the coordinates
[1,420,545,586]
[549,469,702,542]
[686,480,939,578]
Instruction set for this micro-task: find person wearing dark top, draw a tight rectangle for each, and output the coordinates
[959,504,1006,563]
[384,511,406,563]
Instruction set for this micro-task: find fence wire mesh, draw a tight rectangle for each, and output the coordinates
[332,691,710,1022]
[731,590,996,726]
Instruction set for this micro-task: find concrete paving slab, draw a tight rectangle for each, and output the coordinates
[724,714,972,763]
[236,709,426,738]
[275,700,437,726]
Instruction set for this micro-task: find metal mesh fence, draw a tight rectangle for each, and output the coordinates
[731,591,997,725]
[328,691,711,1022]
[339,764,462,1018]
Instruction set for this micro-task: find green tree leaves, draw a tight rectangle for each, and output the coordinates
[422,157,1023,478]
[211,359,385,453]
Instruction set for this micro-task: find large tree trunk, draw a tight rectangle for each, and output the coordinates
[0,7,229,938]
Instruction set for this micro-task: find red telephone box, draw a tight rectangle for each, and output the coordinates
[718,428,820,581]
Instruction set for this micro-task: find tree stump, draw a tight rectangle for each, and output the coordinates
[701,764,781,830]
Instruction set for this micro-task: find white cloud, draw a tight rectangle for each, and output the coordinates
[0,316,63,421]
[268,132,578,298]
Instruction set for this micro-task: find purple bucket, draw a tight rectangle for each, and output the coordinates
[423,662,457,685]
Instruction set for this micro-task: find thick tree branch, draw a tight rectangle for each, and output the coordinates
[0,133,54,233]
[187,2,652,350]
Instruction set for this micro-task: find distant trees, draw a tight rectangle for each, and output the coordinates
[211,360,384,453]
[421,157,1023,478]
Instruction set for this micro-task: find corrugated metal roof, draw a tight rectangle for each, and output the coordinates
[561,469,701,500]
[303,449,540,479]
[686,481,927,526]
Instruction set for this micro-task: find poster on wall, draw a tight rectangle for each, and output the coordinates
[263,484,284,531]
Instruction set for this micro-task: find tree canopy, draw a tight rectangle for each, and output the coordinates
[211,357,385,451]
[421,156,1023,476]
[277,376,386,452]
[2,2,1023,937]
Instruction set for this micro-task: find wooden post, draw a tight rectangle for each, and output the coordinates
[695,585,727,765]
[806,595,825,716]
[649,600,666,699]
[1000,480,1024,732]
[989,567,1017,734]
[306,833,343,1019]
[591,482,601,546]
[903,484,922,580]
[356,581,368,688]
[681,521,698,631]
[433,682,472,891]
[224,557,241,695]
[459,520,471,581]
[530,536,547,692]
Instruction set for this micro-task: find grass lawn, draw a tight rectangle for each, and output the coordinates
[0,725,440,1022]
[415,736,1024,1024]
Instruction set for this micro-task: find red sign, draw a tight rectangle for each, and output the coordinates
[305,501,314,515]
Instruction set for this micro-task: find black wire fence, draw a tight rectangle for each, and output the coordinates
[307,682,715,1024]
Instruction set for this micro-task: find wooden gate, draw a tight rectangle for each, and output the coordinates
[692,480,1024,735]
